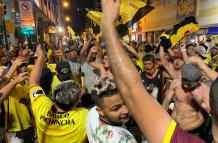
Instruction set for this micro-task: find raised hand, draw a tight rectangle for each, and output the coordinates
[180,43,186,51]
[101,0,120,24]
[35,44,44,58]
[14,72,29,83]
[13,57,26,67]
[90,46,98,54]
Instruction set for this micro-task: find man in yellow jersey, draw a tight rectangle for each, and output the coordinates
[29,45,88,143]
[101,0,206,142]
[4,62,34,143]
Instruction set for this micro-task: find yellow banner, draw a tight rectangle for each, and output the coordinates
[119,0,146,24]
[86,11,102,26]
[87,0,149,25]
[5,20,15,33]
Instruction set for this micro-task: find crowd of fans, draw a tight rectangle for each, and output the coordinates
[0,0,218,143]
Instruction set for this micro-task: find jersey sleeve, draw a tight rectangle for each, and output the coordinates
[163,120,205,143]
[29,85,45,103]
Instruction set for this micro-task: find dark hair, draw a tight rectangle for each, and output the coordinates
[142,54,156,63]
[187,43,195,48]
[53,80,81,111]
[210,77,218,122]
[40,67,53,95]
[91,77,118,107]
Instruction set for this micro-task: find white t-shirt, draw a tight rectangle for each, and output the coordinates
[86,106,137,143]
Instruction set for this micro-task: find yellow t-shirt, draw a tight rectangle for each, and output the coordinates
[27,64,56,73]
[4,82,33,132]
[51,75,61,92]
[47,49,53,60]
[203,53,218,70]
[29,85,88,143]
[47,63,56,73]
[135,52,145,72]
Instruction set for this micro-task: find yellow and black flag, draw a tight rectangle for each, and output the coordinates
[160,16,200,51]
[86,0,154,36]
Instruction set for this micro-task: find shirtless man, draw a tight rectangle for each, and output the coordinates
[162,64,205,131]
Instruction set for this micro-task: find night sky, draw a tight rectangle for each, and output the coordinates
[63,0,94,35]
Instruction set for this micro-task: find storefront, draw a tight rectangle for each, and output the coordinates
[130,0,218,44]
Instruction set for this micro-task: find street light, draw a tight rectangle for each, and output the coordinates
[57,26,64,33]
[65,16,70,22]
[63,1,69,8]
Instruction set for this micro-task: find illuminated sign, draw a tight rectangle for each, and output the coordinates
[177,0,198,18]
[19,0,35,35]
[132,23,137,32]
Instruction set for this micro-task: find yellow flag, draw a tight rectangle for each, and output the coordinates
[119,0,146,24]
[86,11,103,26]
[5,20,15,33]
[86,0,153,26]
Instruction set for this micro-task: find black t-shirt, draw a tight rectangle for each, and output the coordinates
[140,69,164,104]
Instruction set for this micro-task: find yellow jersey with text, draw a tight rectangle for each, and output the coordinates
[51,75,61,92]
[4,82,33,132]
[29,85,88,143]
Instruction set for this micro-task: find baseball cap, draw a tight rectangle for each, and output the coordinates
[195,45,207,58]
[56,61,72,82]
[181,64,202,82]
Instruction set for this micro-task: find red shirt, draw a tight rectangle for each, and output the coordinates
[170,125,205,143]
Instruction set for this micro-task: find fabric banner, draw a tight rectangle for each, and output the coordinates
[119,0,146,24]
[5,20,15,33]
[86,11,103,26]
[86,0,153,26]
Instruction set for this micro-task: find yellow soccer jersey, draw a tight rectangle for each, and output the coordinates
[47,63,56,73]
[29,85,88,143]
[4,82,33,132]
[51,75,61,92]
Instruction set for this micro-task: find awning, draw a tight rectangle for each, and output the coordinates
[208,27,218,34]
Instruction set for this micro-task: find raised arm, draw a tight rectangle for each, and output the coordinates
[29,45,45,88]
[79,40,91,63]
[3,57,26,84]
[120,40,139,59]
[0,72,28,105]
[160,46,177,79]
[101,0,172,142]
[87,46,102,70]
[162,80,176,110]
[180,43,189,64]
[189,56,218,81]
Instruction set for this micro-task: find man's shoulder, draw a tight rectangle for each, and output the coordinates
[86,107,136,142]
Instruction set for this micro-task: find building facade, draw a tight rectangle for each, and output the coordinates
[0,0,62,47]
[130,0,218,43]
